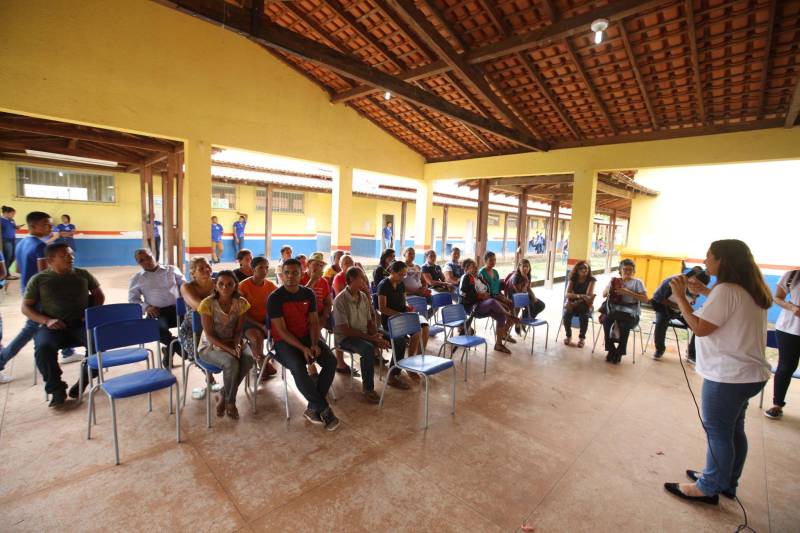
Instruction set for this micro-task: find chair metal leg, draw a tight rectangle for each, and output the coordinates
[349,351,355,391]
[464,349,469,381]
[282,365,290,420]
[645,322,654,354]
[422,373,429,429]
[148,392,153,413]
[759,388,764,408]
[379,365,397,408]
[181,363,190,408]
[175,383,182,443]
[169,384,174,415]
[554,322,562,343]
[205,370,212,429]
[451,364,457,415]
[33,358,37,386]
[109,397,120,465]
[86,388,96,439]
[483,343,488,374]
[544,323,549,350]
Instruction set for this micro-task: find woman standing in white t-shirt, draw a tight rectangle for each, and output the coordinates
[764,269,800,419]
[664,240,772,505]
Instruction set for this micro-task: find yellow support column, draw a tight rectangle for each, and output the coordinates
[414,180,434,253]
[332,165,353,253]
[568,169,598,267]
[184,138,213,260]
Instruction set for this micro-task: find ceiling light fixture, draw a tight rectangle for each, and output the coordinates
[591,18,609,44]
[383,91,392,101]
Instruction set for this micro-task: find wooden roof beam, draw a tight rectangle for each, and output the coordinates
[489,175,573,187]
[385,0,548,149]
[0,117,176,153]
[684,0,707,125]
[563,39,617,135]
[0,154,125,172]
[618,22,658,129]
[403,101,473,154]
[785,78,800,128]
[466,0,669,64]
[330,61,450,103]
[596,181,635,199]
[370,95,450,156]
[757,0,777,119]
[168,0,545,151]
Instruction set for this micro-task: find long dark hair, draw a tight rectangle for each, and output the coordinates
[379,248,396,268]
[570,261,590,283]
[709,239,772,309]
[212,270,241,300]
[516,258,532,281]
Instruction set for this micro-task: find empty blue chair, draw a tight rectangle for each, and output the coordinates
[81,303,152,402]
[181,310,224,428]
[437,304,488,381]
[86,319,180,465]
[379,313,456,429]
[512,293,550,354]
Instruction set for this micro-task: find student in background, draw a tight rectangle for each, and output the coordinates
[232,213,248,255]
[276,245,293,286]
[324,250,345,285]
[210,216,224,264]
[1,205,22,279]
[146,213,162,263]
[764,269,800,420]
[53,214,76,251]
[233,249,254,283]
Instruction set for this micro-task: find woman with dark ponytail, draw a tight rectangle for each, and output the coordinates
[664,239,771,505]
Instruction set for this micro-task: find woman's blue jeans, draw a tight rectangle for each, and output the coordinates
[697,379,766,496]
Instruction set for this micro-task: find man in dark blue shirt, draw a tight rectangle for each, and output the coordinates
[211,216,224,264]
[0,211,52,383]
[382,221,393,251]
[649,266,710,362]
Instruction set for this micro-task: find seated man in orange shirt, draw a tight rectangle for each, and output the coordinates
[238,256,277,378]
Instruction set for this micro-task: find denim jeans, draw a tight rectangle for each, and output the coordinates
[652,302,696,357]
[773,330,800,407]
[2,238,15,270]
[0,318,39,371]
[273,336,336,412]
[34,325,88,395]
[696,379,766,496]
[338,337,376,392]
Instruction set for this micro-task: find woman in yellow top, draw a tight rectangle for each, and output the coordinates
[196,270,254,420]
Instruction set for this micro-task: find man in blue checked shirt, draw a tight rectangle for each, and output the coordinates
[232,212,248,256]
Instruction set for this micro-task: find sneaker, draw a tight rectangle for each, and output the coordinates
[191,387,206,400]
[0,372,14,384]
[651,351,664,360]
[764,407,783,419]
[211,383,223,393]
[303,408,324,425]
[362,390,380,404]
[60,353,83,364]
[48,392,67,408]
[5,274,19,280]
[387,375,410,390]
[320,407,340,431]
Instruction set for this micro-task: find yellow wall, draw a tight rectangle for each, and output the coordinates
[0,160,142,233]
[628,161,800,267]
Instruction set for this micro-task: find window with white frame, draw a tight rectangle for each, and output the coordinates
[211,184,236,209]
[256,188,305,213]
[16,166,116,202]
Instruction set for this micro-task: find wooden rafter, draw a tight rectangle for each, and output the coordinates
[330,61,450,103]
[684,0,707,125]
[563,38,617,135]
[403,101,473,154]
[757,0,777,119]
[466,0,668,64]
[516,52,583,141]
[370,95,449,155]
[618,22,658,129]
[169,0,546,151]
[386,0,547,147]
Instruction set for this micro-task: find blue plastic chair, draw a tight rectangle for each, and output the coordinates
[436,304,488,381]
[181,310,224,428]
[81,303,152,402]
[379,313,456,429]
[86,319,180,465]
[759,330,799,408]
[167,297,187,364]
[512,293,549,354]
[428,292,453,336]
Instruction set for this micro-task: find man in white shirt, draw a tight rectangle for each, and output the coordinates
[128,248,186,367]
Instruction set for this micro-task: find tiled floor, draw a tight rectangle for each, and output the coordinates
[1,266,798,532]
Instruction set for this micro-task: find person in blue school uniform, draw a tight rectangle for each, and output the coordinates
[53,214,76,251]
[211,216,224,264]
[232,212,248,256]
[1,205,22,280]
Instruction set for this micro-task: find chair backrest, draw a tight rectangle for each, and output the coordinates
[93,319,159,355]
[372,292,379,310]
[192,310,203,334]
[176,297,187,318]
[440,304,466,325]
[431,292,453,309]
[767,329,778,349]
[387,312,421,339]
[85,303,143,330]
[512,292,530,309]
[406,295,428,318]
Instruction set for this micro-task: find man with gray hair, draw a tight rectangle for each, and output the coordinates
[128,248,186,368]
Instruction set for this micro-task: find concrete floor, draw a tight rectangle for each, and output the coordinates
[0,266,798,532]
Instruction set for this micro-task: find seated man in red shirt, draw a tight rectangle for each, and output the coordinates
[268,258,339,431]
